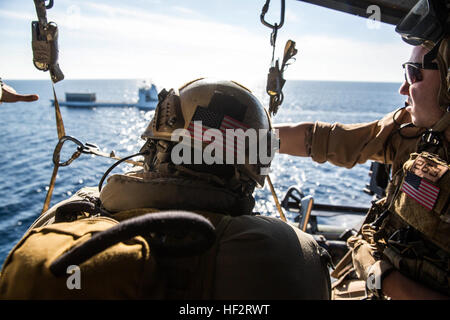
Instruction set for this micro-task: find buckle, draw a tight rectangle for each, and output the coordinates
[421,129,442,147]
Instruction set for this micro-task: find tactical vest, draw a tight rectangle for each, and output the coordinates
[370,116,450,296]
[0,179,232,300]
[0,166,254,299]
[0,174,331,300]
[0,202,229,299]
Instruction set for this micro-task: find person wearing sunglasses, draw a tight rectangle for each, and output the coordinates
[399,58,445,131]
[275,27,449,300]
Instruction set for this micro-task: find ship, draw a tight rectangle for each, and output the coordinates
[52,82,158,110]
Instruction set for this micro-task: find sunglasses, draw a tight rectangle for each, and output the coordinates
[402,62,439,85]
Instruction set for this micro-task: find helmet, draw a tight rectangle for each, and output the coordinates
[141,78,276,187]
[395,0,449,46]
[396,0,449,113]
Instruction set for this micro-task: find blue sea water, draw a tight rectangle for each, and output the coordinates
[0,79,405,264]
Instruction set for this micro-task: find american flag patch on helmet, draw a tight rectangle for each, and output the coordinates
[187,105,249,156]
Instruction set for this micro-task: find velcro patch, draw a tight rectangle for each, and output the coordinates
[411,155,448,183]
[402,171,440,211]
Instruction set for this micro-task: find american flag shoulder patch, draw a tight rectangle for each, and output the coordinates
[401,171,440,211]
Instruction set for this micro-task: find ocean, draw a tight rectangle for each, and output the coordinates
[0,79,405,264]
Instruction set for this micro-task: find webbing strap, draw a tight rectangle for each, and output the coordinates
[431,111,450,132]
[41,165,59,215]
[52,82,65,139]
[41,81,66,215]
[267,175,287,222]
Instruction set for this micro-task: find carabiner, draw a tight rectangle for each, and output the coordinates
[52,135,84,167]
[260,0,285,30]
[79,142,101,155]
[42,0,54,9]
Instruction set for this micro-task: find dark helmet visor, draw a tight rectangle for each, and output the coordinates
[395,0,449,46]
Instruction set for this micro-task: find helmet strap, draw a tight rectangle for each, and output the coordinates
[431,110,450,132]
[423,39,442,65]
[417,111,450,154]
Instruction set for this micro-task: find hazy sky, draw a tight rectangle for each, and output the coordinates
[0,0,413,86]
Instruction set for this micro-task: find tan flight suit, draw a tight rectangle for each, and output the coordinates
[311,108,423,174]
[310,107,449,299]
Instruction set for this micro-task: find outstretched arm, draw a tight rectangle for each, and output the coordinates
[0,80,39,103]
[275,122,314,157]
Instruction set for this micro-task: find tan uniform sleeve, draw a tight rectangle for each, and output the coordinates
[310,109,418,169]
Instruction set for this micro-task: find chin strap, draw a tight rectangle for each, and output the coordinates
[431,109,450,132]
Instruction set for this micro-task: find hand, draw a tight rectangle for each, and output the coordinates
[1,83,39,103]
[347,236,377,281]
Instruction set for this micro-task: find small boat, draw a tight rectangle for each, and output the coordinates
[135,84,159,109]
[52,83,158,110]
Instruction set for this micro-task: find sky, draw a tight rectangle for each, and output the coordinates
[0,0,413,87]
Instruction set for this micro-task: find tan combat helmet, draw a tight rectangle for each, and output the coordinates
[396,0,449,124]
[141,78,276,188]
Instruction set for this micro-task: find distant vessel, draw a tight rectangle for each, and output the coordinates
[52,83,158,110]
[135,84,159,109]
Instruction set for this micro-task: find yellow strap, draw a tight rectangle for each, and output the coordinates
[41,164,59,215]
[41,81,66,215]
[52,82,65,139]
[267,175,287,222]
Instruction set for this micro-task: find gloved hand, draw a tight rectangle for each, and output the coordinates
[347,236,377,281]
[347,224,379,281]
